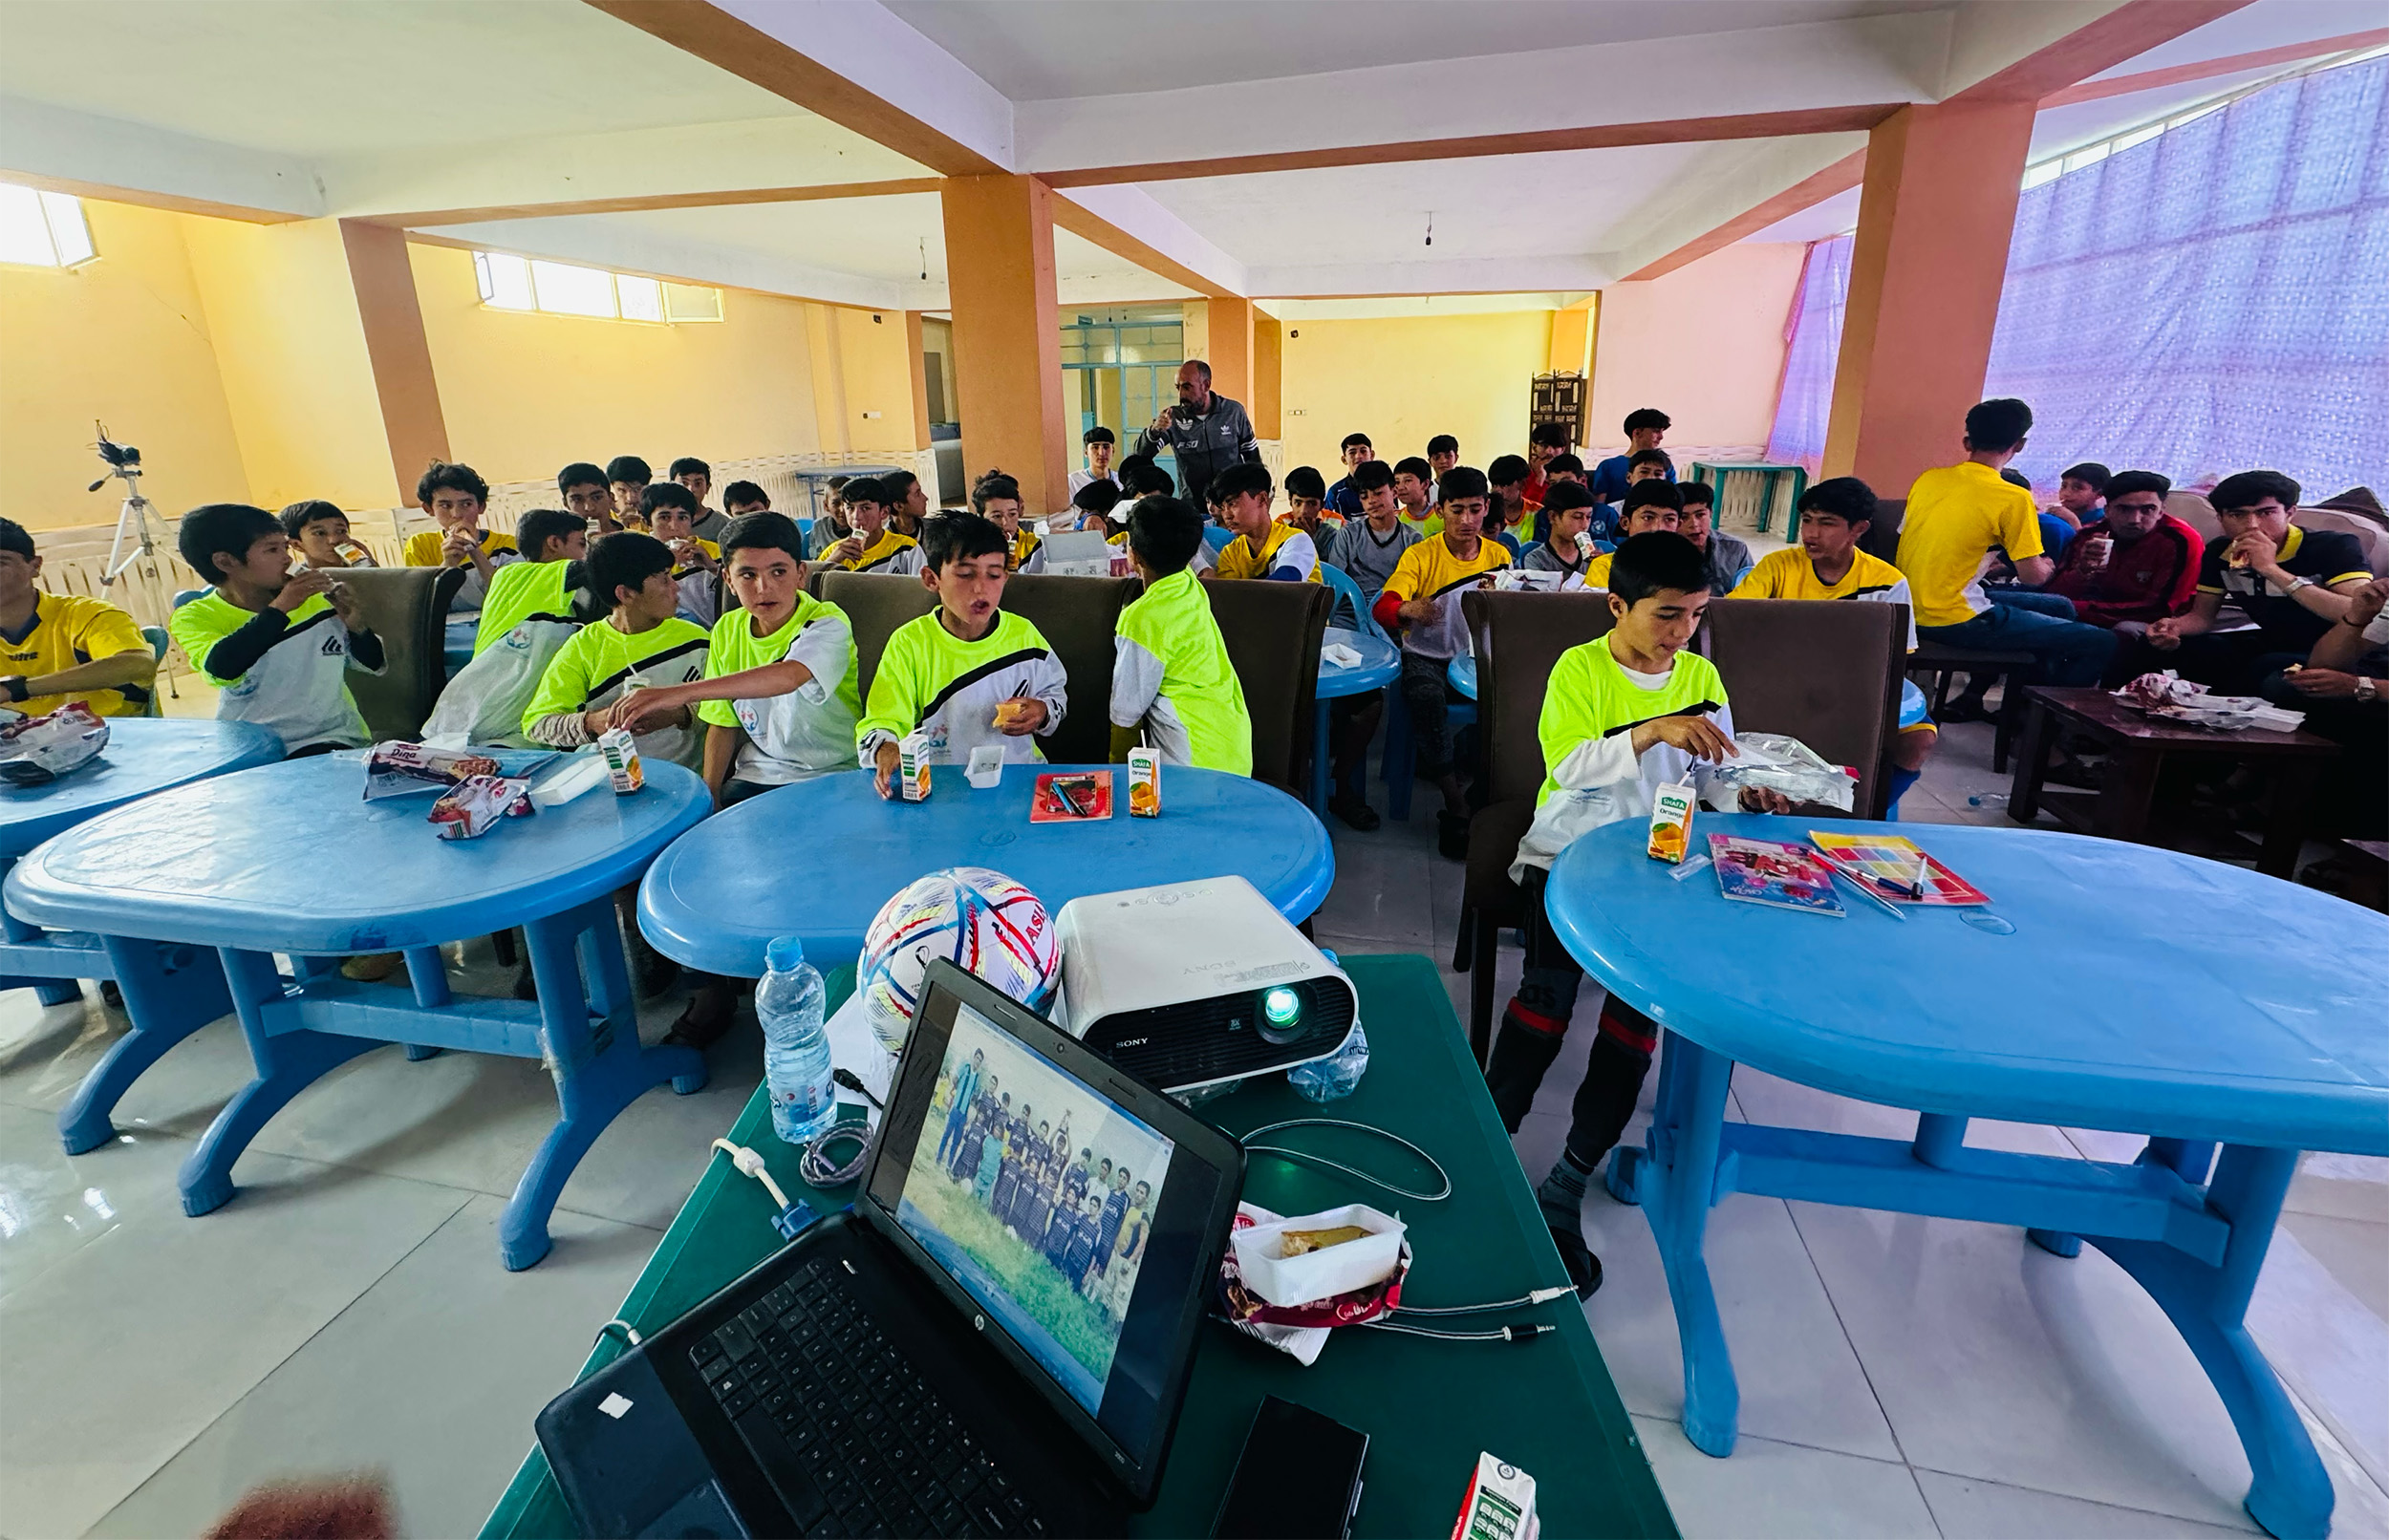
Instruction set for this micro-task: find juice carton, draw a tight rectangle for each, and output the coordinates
[596,728,644,794]
[1128,745,1160,817]
[897,727,935,802]
[1646,781,1696,863]
[1451,1452,1538,1540]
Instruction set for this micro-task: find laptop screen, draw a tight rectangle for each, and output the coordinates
[866,973,1238,1495]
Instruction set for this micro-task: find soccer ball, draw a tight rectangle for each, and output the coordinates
[858,867,1058,1052]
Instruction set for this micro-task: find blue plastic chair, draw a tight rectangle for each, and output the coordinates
[1202,524,1235,553]
[1315,562,1384,641]
[172,588,204,610]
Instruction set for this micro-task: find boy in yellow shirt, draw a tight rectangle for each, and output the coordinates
[1210,463,1320,582]
[1489,531,1792,1295]
[859,513,1068,797]
[1373,466,1510,855]
[279,502,376,572]
[641,483,723,627]
[1895,397,2116,707]
[400,462,517,608]
[972,470,1044,573]
[1581,482,1683,588]
[521,531,707,768]
[0,519,157,717]
[606,456,652,532]
[818,476,922,574]
[1110,497,1253,773]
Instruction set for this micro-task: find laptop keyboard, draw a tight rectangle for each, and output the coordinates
[690,1257,1050,1538]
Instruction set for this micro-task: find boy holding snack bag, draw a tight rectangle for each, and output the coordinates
[858,512,1068,799]
[1109,497,1253,774]
[614,511,862,806]
[1485,531,1792,1297]
[521,531,709,768]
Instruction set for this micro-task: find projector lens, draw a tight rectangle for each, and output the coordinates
[1262,987,1302,1028]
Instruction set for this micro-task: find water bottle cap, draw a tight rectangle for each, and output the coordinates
[765,936,806,972]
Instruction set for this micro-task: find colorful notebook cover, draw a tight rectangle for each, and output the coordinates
[1709,835,1844,917]
[1808,831,1990,906]
[1030,770,1113,823]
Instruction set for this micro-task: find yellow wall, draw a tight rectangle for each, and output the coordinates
[0,199,253,529]
[181,216,400,510]
[826,306,921,457]
[1587,243,1806,452]
[409,242,830,488]
[1279,310,1555,477]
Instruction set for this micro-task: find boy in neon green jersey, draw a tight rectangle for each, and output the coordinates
[522,531,709,768]
[1484,532,1792,1298]
[859,512,1068,799]
[170,503,385,755]
[617,511,861,807]
[1110,497,1253,773]
[474,509,592,654]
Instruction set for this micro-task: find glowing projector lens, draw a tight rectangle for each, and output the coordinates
[1262,987,1302,1027]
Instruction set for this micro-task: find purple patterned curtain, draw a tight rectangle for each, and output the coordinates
[1764,234,1851,474]
[1765,55,2389,494]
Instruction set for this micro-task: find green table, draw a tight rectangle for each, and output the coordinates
[481,955,1675,1540]
[1688,460,1808,534]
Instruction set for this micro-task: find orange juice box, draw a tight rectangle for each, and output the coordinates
[1647,781,1696,863]
[1128,746,1160,817]
[898,728,935,802]
[596,728,644,794]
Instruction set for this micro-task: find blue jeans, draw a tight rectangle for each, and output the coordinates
[1919,588,2119,688]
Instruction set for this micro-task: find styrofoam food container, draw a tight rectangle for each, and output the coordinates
[1229,1203,1406,1306]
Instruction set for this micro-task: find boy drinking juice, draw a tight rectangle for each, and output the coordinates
[521,531,709,769]
[859,513,1068,799]
[640,481,723,627]
[1484,532,1792,1297]
[1109,497,1254,774]
[818,477,921,574]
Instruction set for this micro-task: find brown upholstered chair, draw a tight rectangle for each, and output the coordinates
[1697,597,1905,821]
[816,571,1139,766]
[340,564,466,741]
[1452,589,1616,1063]
[1201,578,1333,794]
[1858,496,1905,564]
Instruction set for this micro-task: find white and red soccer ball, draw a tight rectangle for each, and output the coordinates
[857,866,1058,1051]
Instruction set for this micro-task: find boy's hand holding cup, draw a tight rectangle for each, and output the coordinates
[672,538,717,572]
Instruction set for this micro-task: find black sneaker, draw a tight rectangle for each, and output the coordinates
[1436,810,1471,861]
[1548,1226,1604,1298]
[637,951,682,998]
[1329,796,1381,832]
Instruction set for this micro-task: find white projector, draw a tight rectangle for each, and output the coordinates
[1052,876,1358,1095]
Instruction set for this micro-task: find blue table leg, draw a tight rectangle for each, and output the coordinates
[1631,1029,1741,1456]
[498,900,706,1271]
[2089,1145,2329,1540]
[57,937,233,1155]
[1310,697,1331,815]
[181,947,377,1217]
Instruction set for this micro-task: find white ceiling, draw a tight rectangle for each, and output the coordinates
[2077,0,2382,80]
[0,0,809,155]
[883,0,1948,100]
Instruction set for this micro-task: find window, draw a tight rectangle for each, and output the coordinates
[0,183,96,268]
[472,250,720,324]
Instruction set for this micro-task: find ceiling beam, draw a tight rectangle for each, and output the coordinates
[1948,0,2257,105]
[366,178,943,230]
[1039,105,1901,189]
[1249,254,1617,300]
[2039,25,2389,107]
[1048,186,1245,299]
[0,96,321,222]
[585,0,1007,177]
[1625,150,1867,281]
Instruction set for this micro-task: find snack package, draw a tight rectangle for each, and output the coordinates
[1230,1203,1408,1307]
[1217,1203,1414,1366]
[1128,745,1160,817]
[1646,781,1695,863]
[429,774,530,840]
[1452,1453,1539,1540]
[0,702,110,786]
[1708,733,1858,811]
[363,741,500,801]
[596,728,643,794]
[897,728,935,802]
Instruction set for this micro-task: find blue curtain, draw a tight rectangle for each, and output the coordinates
[1766,55,2389,495]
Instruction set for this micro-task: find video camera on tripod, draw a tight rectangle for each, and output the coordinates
[87,422,163,587]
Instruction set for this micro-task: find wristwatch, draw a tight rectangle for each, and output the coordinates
[2358,676,2378,703]
[2283,575,2315,593]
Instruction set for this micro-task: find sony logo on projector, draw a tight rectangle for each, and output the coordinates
[1051,876,1357,1095]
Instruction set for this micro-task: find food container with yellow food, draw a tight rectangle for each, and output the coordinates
[1228,1203,1407,1306]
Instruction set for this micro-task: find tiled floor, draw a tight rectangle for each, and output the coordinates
[0,719,2382,1539]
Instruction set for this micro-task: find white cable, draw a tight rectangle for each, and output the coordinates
[711,1137,793,1211]
[1391,1287,1576,1316]
[1238,1117,1453,1202]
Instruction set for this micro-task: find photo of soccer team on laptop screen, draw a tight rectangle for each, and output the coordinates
[895,1005,1176,1415]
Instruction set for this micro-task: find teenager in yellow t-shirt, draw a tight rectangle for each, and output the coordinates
[0,519,157,717]
[399,461,518,609]
[1894,398,2116,702]
[1209,464,1320,582]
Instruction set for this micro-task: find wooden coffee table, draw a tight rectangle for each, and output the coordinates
[2009,686,2340,877]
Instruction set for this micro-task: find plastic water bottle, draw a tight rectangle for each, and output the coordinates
[1288,1024,1370,1102]
[1968,792,2010,809]
[757,936,833,1144]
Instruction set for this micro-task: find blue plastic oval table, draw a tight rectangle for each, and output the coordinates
[639,763,1335,978]
[5,754,714,1269]
[1310,631,1401,813]
[0,718,285,1151]
[1447,654,1476,701]
[444,612,479,675]
[1546,815,2389,1540]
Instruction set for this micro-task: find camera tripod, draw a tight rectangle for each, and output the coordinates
[89,424,164,588]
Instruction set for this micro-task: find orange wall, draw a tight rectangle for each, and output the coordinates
[1587,242,1807,451]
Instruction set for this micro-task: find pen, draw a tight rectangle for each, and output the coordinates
[1815,853,1908,921]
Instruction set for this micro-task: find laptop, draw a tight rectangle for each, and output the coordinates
[536,959,1246,1538]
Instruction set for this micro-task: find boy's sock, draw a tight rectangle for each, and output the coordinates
[1484,1004,1566,1132]
[1536,1150,1603,1297]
